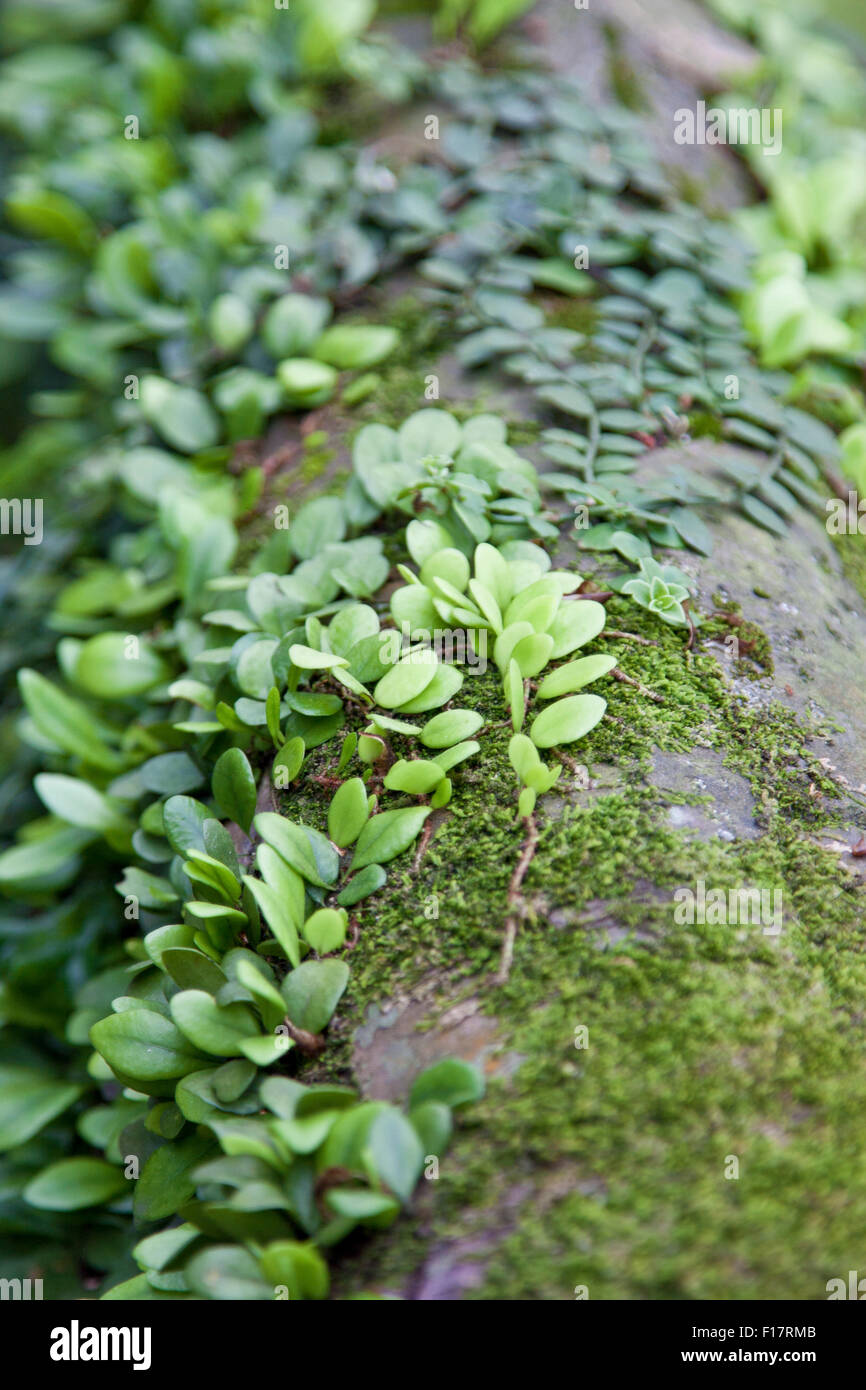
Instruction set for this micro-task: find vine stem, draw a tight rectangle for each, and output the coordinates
[495,814,539,985]
[600,629,659,646]
[412,815,437,872]
[611,666,664,703]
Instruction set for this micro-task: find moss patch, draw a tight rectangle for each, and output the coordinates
[269,585,866,1299]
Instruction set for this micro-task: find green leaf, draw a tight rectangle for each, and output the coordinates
[263,294,331,357]
[419,709,484,748]
[325,1187,399,1223]
[255,812,331,888]
[209,293,253,352]
[34,774,129,834]
[90,1009,206,1093]
[518,786,537,818]
[741,494,788,536]
[161,947,228,994]
[186,1247,272,1301]
[536,654,616,697]
[511,631,554,679]
[547,599,606,658]
[242,875,301,967]
[259,1240,329,1300]
[25,1158,126,1211]
[351,807,431,870]
[383,759,445,794]
[367,1108,424,1204]
[133,1134,213,1223]
[184,850,241,902]
[327,778,369,847]
[530,693,607,748]
[373,649,439,709]
[281,960,349,1034]
[163,796,209,857]
[336,863,386,906]
[140,752,204,795]
[302,907,348,954]
[291,496,346,561]
[537,382,594,418]
[394,662,464,713]
[314,324,398,369]
[420,548,471,593]
[233,959,288,1034]
[277,358,338,406]
[399,409,462,460]
[319,1101,389,1171]
[212,748,256,834]
[273,735,305,785]
[668,506,712,555]
[19,668,123,771]
[140,376,219,454]
[289,643,348,670]
[506,658,525,733]
[431,740,480,772]
[0,1068,83,1152]
[494,621,533,674]
[171,991,260,1057]
[74,631,167,698]
[409,1101,452,1156]
[508,733,542,785]
[409,1059,485,1109]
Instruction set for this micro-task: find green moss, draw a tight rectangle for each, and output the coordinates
[320,593,866,1300]
[543,295,598,338]
[700,601,774,678]
[688,411,725,441]
[834,530,866,603]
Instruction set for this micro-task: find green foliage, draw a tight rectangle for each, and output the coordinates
[621,558,693,629]
[706,0,866,401]
[1,0,858,1303]
[1,384,609,1296]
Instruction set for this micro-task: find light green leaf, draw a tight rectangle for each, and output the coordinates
[383,759,445,794]
[409,1059,485,1109]
[420,708,484,748]
[536,654,616,697]
[547,599,606,658]
[19,668,123,771]
[243,874,301,967]
[74,632,167,698]
[367,1108,424,1204]
[373,648,439,709]
[530,693,607,748]
[314,324,398,369]
[255,812,331,888]
[351,806,431,870]
[327,777,369,847]
[302,907,348,954]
